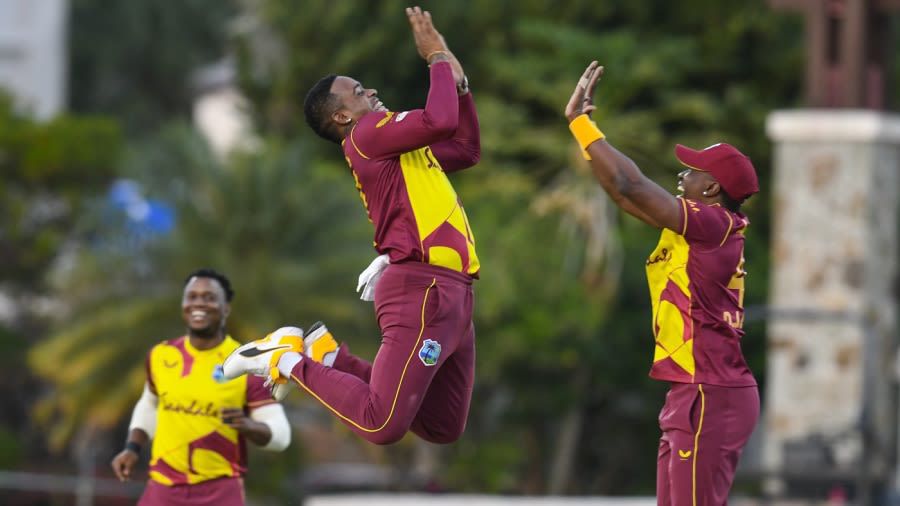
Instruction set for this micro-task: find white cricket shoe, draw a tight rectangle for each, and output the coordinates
[222,326,304,382]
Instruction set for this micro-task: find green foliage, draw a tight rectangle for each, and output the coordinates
[30,126,376,450]
[0,92,122,288]
[0,426,23,468]
[68,0,238,133]
[0,91,121,474]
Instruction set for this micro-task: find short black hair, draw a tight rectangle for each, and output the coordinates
[720,191,743,213]
[304,74,342,144]
[184,268,234,302]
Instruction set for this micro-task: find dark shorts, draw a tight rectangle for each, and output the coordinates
[290,262,475,445]
[656,383,759,506]
[138,477,245,506]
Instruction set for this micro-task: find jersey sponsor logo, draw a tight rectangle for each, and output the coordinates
[212,364,227,383]
[418,339,441,366]
[159,392,219,418]
[423,147,438,169]
[646,248,671,266]
[678,449,692,459]
[395,111,409,122]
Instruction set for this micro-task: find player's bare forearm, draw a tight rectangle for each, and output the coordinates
[565,61,680,230]
[222,407,272,446]
[128,428,150,447]
[240,422,272,447]
[585,140,678,230]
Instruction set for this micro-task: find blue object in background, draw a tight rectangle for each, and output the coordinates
[101,179,176,252]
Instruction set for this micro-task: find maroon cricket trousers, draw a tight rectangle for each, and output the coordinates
[288,262,475,444]
[657,383,760,506]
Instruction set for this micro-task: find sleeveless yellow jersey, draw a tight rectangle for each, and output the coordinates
[145,336,274,485]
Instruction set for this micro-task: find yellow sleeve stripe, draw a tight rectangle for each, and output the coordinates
[375,112,394,128]
[719,212,734,247]
[679,198,689,236]
[288,279,437,433]
[349,125,370,160]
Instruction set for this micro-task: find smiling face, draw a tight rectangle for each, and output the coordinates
[329,76,388,127]
[181,276,230,339]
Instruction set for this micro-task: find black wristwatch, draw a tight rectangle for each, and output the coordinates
[457,75,469,95]
[125,441,142,455]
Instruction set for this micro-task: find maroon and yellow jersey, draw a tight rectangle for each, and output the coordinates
[342,61,481,277]
[145,336,274,486]
[646,198,756,386]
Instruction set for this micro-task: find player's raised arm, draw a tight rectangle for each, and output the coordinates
[346,7,462,159]
[564,62,682,231]
[418,9,480,172]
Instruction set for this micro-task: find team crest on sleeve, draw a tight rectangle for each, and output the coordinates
[418,339,441,366]
[212,364,227,383]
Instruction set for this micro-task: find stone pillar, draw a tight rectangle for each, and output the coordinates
[764,110,900,496]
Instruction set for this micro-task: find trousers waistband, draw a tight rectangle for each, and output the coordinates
[389,261,474,286]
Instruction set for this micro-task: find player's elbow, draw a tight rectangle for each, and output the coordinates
[453,149,480,170]
[259,426,291,452]
[424,116,457,140]
[615,173,642,199]
[463,146,480,167]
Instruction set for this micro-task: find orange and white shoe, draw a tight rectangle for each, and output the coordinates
[222,326,304,384]
[304,321,339,366]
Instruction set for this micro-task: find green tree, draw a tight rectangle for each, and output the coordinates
[29,126,374,453]
[0,91,122,471]
[68,0,238,133]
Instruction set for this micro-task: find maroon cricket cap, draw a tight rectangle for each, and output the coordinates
[674,143,759,201]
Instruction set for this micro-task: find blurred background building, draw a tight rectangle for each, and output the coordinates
[0,0,67,119]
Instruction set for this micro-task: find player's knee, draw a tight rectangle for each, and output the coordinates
[365,427,407,445]
[418,424,465,445]
[425,432,462,444]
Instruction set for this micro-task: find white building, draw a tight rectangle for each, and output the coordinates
[0,0,68,120]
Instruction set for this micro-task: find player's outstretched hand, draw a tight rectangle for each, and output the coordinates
[565,61,604,122]
[111,448,138,482]
[407,6,446,62]
[406,6,466,88]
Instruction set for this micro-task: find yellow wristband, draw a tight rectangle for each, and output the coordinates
[568,114,605,159]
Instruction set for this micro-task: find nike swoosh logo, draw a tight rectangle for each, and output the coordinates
[239,344,292,357]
